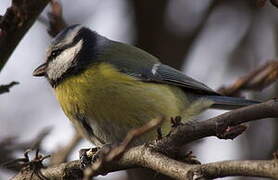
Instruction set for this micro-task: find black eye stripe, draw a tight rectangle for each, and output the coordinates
[47,36,83,63]
[50,49,63,58]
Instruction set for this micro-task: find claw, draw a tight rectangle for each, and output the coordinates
[79,148,99,169]
[171,116,182,128]
[183,151,201,165]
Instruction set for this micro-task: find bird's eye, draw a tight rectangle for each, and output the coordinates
[50,49,62,58]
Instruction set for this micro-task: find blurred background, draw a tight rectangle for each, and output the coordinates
[0,0,277,179]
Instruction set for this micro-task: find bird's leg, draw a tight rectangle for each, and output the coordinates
[156,127,162,140]
[171,116,183,128]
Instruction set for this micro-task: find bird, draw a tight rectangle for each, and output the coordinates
[33,24,259,147]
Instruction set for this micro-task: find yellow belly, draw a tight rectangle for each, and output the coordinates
[55,63,189,145]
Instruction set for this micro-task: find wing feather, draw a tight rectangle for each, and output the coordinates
[154,64,218,94]
[112,60,219,95]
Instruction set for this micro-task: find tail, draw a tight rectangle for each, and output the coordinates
[205,95,260,110]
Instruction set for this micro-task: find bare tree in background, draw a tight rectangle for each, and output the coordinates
[1,0,278,179]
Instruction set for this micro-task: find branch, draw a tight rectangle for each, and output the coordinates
[11,147,278,180]
[0,0,50,71]
[0,127,51,172]
[0,81,18,95]
[153,99,278,156]
[219,61,278,96]
[187,160,278,179]
[270,0,278,8]
[257,0,278,8]
[47,0,67,37]
[83,117,163,179]
[11,100,278,179]
[97,148,278,180]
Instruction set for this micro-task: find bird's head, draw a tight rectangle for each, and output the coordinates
[33,24,109,87]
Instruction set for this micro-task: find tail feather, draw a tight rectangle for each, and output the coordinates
[205,95,260,110]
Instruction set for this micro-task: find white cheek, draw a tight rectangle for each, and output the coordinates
[47,40,83,80]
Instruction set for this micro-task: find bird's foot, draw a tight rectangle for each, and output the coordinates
[183,151,201,164]
[79,144,119,169]
[171,116,183,128]
[79,147,99,169]
[166,116,183,137]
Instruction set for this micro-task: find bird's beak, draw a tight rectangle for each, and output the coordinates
[33,63,47,77]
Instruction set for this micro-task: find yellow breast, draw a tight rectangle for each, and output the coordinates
[54,63,188,144]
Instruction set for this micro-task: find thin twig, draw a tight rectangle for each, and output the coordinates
[47,0,67,37]
[0,81,19,95]
[218,61,278,96]
[106,117,163,161]
[1,127,51,172]
[83,117,163,180]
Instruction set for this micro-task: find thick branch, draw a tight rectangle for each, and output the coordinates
[99,148,278,180]
[188,160,278,179]
[11,146,278,180]
[0,0,49,71]
[11,100,278,179]
[153,99,278,156]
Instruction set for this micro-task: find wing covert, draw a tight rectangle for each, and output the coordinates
[111,60,219,95]
[149,64,219,95]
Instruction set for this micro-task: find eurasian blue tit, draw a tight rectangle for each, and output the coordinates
[33,25,259,146]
